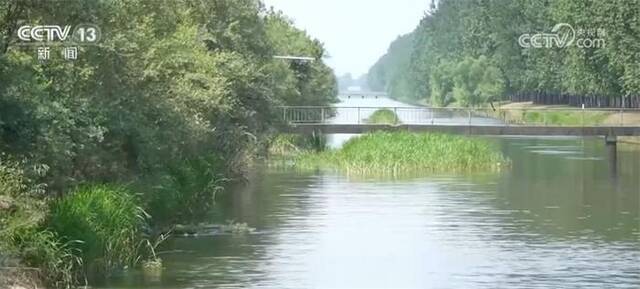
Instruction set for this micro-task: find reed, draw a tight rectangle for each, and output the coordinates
[143,156,228,227]
[294,132,506,175]
[268,133,328,157]
[47,185,147,275]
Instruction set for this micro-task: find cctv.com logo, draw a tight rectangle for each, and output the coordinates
[17,24,101,45]
[518,23,605,49]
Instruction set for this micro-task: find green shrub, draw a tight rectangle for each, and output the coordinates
[47,185,147,274]
[366,109,400,124]
[143,156,227,227]
[294,132,507,175]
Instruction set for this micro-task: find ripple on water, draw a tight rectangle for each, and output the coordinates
[102,138,640,289]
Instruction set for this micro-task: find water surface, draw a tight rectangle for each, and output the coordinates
[99,96,639,289]
[100,137,640,289]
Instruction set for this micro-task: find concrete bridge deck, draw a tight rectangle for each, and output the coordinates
[281,123,640,137]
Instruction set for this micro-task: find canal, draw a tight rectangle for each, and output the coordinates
[100,97,640,289]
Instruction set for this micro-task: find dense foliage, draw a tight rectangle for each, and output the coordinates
[0,0,336,286]
[367,33,415,100]
[368,0,640,107]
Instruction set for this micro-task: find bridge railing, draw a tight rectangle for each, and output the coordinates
[279,106,640,127]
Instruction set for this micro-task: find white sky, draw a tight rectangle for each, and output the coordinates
[263,0,430,78]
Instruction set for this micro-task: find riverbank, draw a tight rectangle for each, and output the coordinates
[291,132,507,175]
[0,1,339,287]
[499,102,640,145]
[0,267,44,289]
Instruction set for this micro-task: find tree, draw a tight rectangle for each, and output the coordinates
[367,0,640,107]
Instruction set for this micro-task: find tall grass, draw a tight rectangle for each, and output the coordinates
[366,109,400,124]
[47,185,147,275]
[496,109,610,126]
[143,156,227,227]
[268,133,327,157]
[294,132,506,175]
[6,228,82,288]
[521,110,608,125]
[2,155,229,286]
[0,160,80,288]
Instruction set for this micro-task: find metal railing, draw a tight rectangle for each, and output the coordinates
[279,106,640,127]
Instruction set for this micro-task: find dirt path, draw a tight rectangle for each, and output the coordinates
[603,110,640,125]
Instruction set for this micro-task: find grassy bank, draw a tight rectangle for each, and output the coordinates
[498,102,611,126]
[0,156,228,288]
[366,109,401,124]
[292,132,506,175]
[516,110,608,126]
[0,168,148,287]
[497,102,640,144]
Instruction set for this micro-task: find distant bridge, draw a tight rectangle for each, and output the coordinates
[278,106,640,141]
[340,91,388,99]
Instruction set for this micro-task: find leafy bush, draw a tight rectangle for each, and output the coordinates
[429,56,505,107]
[143,156,228,227]
[366,109,401,124]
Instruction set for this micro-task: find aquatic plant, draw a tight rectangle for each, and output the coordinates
[366,109,401,124]
[269,135,303,156]
[294,132,507,175]
[269,133,328,157]
[220,220,256,234]
[143,156,228,227]
[141,232,169,278]
[47,185,147,275]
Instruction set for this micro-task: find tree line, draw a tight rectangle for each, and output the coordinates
[368,0,640,108]
[0,0,336,286]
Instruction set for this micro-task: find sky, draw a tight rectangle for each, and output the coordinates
[262,0,430,78]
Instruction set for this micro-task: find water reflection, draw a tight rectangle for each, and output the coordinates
[100,138,640,289]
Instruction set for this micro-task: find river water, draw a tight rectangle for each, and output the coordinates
[100,97,640,289]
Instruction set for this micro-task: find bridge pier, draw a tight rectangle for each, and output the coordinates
[605,134,617,179]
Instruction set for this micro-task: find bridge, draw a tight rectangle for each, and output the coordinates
[340,91,389,99]
[278,106,640,141]
[278,105,640,169]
